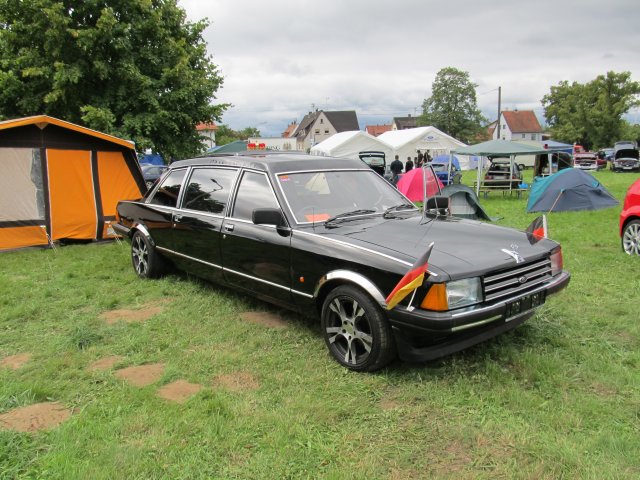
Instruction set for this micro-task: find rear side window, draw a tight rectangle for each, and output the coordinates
[232,171,279,220]
[182,168,238,214]
[148,169,186,208]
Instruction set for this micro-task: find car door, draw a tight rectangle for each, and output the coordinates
[143,168,188,249]
[221,169,294,306]
[171,166,239,283]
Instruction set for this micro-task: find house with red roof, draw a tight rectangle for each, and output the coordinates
[196,122,217,149]
[366,124,392,137]
[493,110,543,142]
[282,121,297,138]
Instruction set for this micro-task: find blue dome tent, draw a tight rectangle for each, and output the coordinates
[527,169,618,213]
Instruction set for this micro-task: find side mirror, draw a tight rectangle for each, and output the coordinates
[252,208,286,227]
[424,196,450,216]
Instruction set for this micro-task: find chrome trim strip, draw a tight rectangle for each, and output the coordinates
[451,315,503,332]
[314,270,386,305]
[156,246,222,269]
[156,247,312,298]
[223,267,290,292]
[292,288,314,299]
[294,229,413,267]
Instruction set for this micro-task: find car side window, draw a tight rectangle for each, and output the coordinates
[182,167,237,215]
[232,171,279,220]
[148,169,186,208]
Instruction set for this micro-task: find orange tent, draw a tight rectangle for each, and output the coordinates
[0,115,146,251]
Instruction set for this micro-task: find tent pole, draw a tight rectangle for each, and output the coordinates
[548,190,563,213]
[476,155,483,197]
[447,150,452,185]
[423,165,427,210]
[509,154,514,192]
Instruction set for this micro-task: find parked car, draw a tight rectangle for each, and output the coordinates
[612,146,640,172]
[358,151,386,177]
[534,152,573,177]
[140,164,169,189]
[620,179,640,255]
[598,148,616,168]
[428,155,462,185]
[484,159,523,188]
[114,153,570,371]
[573,152,601,171]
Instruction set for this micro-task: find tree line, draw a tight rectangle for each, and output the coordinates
[419,67,640,150]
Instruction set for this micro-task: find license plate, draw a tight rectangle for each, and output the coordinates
[623,166,632,170]
[505,291,546,320]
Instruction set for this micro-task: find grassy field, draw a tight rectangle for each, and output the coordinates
[1,169,639,479]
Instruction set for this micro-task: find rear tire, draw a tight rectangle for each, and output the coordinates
[131,231,165,278]
[321,285,396,372]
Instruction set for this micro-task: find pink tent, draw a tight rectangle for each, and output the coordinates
[397,167,443,201]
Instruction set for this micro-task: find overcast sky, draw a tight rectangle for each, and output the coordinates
[180,0,640,137]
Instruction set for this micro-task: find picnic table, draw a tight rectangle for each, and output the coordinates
[473,180,529,199]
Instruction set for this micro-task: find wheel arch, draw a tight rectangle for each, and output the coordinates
[131,224,154,245]
[314,270,386,314]
[621,214,640,237]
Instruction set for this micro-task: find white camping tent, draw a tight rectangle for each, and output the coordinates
[310,131,393,161]
[377,126,472,169]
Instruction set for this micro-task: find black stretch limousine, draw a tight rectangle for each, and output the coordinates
[114,152,570,371]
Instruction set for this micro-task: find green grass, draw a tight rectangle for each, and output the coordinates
[1,169,639,479]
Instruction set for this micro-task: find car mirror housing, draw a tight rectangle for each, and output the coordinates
[252,208,286,227]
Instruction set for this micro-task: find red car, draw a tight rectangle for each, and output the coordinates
[620,179,640,255]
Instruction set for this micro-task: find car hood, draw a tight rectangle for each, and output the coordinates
[323,213,556,280]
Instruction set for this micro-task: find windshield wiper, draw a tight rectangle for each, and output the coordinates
[324,209,376,225]
[383,203,416,218]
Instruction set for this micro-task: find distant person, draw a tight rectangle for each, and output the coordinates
[417,150,424,166]
[405,156,414,173]
[390,155,403,185]
[425,150,432,163]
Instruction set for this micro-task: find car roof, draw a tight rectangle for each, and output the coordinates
[168,151,370,174]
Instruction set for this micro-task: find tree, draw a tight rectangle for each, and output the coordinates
[215,125,261,146]
[542,71,640,149]
[0,0,227,160]
[419,67,486,143]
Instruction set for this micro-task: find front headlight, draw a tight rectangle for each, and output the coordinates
[421,277,483,311]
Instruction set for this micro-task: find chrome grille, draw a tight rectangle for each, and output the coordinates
[483,258,552,302]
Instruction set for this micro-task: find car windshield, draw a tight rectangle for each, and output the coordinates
[277,169,411,224]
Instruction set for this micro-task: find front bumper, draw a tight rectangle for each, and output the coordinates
[387,270,570,362]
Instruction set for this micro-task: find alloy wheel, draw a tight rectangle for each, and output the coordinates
[132,235,149,275]
[325,296,373,365]
[623,222,640,255]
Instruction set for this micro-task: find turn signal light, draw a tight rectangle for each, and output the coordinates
[420,283,448,311]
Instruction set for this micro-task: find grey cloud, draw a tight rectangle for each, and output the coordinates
[179,0,640,137]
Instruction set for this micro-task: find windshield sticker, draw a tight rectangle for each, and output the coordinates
[305,213,330,222]
[279,175,290,182]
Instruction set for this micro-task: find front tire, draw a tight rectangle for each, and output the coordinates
[321,285,396,371]
[622,219,640,255]
[131,231,165,278]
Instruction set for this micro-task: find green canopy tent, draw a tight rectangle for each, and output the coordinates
[452,139,562,196]
[205,140,249,154]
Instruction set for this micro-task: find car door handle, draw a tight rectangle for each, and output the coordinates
[224,224,234,232]
[174,214,182,222]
